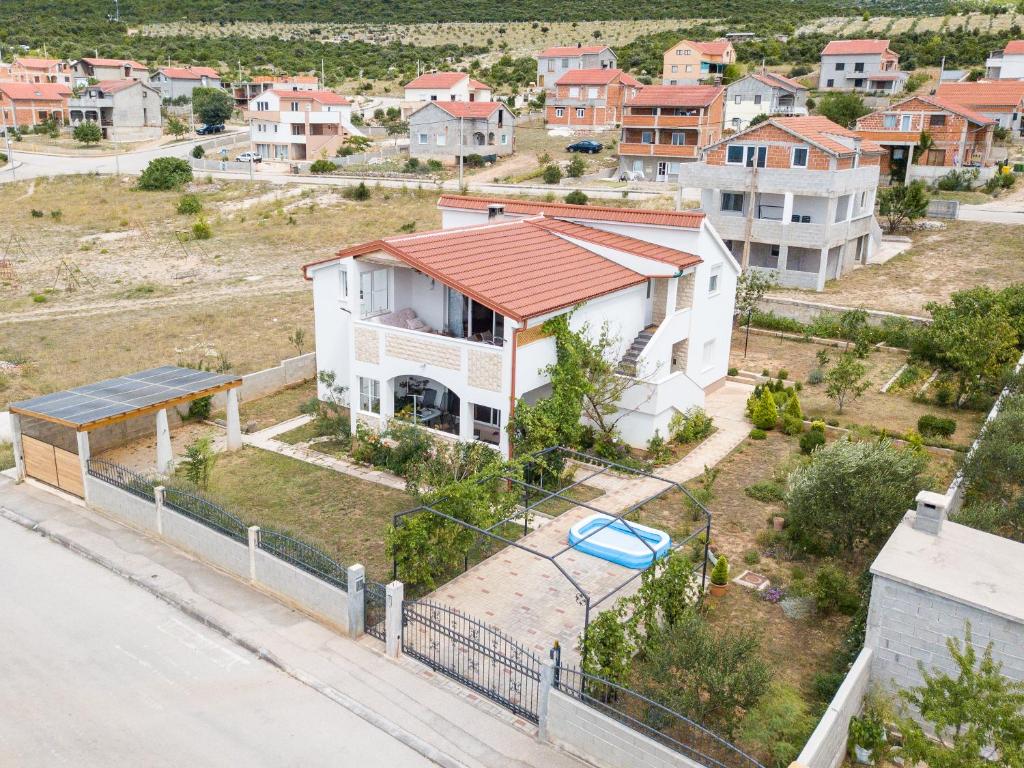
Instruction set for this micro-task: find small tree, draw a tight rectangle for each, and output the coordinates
[825,353,870,413]
[288,327,306,355]
[578,609,633,691]
[342,181,371,201]
[176,193,202,215]
[73,121,102,145]
[310,158,337,174]
[748,112,770,126]
[735,270,776,356]
[165,115,188,139]
[878,180,929,233]
[816,91,870,128]
[181,436,216,488]
[192,86,234,126]
[138,157,193,190]
[751,386,779,429]
[567,154,586,178]
[898,623,1024,767]
[542,164,562,184]
[564,189,588,205]
[710,554,729,585]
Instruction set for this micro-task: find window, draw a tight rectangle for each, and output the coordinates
[791,146,809,168]
[290,101,299,111]
[739,145,767,168]
[561,58,569,68]
[835,62,845,71]
[576,107,585,118]
[430,94,437,101]
[671,131,686,145]
[671,65,678,73]
[702,338,717,369]
[555,107,565,118]
[569,86,580,98]
[339,269,348,299]
[929,113,946,127]
[826,79,834,88]
[708,266,722,296]
[359,267,390,317]
[685,64,694,72]
[436,132,445,146]
[358,378,380,414]
[883,114,897,129]
[641,130,654,144]
[753,94,762,105]
[854,62,864,73]
[417,132,428,144]
[474,404,500,426]
[721,192,744,212]
[853,79,864,89]
[734,95,742,104]
[587,86,598,98]
[500,133,508,145]
[726,144,745,164]
[900,114,912,131]
[547,60,555,73]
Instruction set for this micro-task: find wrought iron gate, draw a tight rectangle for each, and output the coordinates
[401,599,542,722]
[365,581,387,641]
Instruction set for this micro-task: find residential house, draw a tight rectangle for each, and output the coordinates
[680,116,883,291]
[545,69,642,129]
[936,80,1024,138]
[724,71,808,130]
[818,39,907,93]
[70,58,149,87]
[230,75,319,109]
[662,39,736,85]
[403,72,492,103]
[151,66,222,100]
[985,40,1024,80]
[855,95,996,183]
[408,101,514,164]
[0,82,70,128]
[302,195,739,454]
[68,79,162,141]
[617,85,725,182]
[246,89,359,162]
[536,45,617,92]
[8,57,72,85]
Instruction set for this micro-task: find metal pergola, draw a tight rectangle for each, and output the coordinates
[392,446,712,635]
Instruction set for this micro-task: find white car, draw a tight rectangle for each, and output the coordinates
[235,152,262,163]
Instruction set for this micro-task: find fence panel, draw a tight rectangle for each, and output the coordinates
[365,580,387,641]
[86,458,156,501]
[555,664,765,768]
[162,486,248,543]
[402,600,542,722]
[256,528,348,591]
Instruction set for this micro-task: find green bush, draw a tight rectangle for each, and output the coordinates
[191,217,212,240]
[728,366,738,376]
[935,168,979,191]
[777,369,788,380]
[310,158,337,174]
[799,428,825,455]
[743,549,760,565]
[669,407,715,444]
[542,164,562,184]
[191,145,205,159]
[710,555,729,585]
[564,189,588,205]
[567,154,586,178]
[744,480,785,503]
[342,181,371,201]
[813,562,861,615]
[138,157,193,190]
[176,193,203,215]
[749,428,767,440]
[739,683,816,768]
[464,153,485,168]
[750,387,779,430]
[782,414,804,436]
[784,392,802,420]
[917,413,957,437]
[73,121,102,145]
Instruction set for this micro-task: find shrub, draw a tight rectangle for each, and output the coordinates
[777,369,788,380]
[813,562,861,615]
[191,145,205,159]
[645,430,673,464]
[342,182,371,201]
[542,164,562,184]
[935,167,979,191]
[750,387,779,430]
[728,366,738,376]
[73,121,102,145]
[669,407,714,444]
[30,209,44,218]
[464,153,485,168]
[567,154,586,178]
[743,549,760,565]
[799,427,825,454]
[917,413,957,437]
[782,415,804,436]
[749,428,767,440]
[710,554,729,585]
[138,157,193,190]
[739,683,816,768]
[181,437,216,489]
[176,193,203,215]
[784,392,803,421]
[933,380,955,406]
[191,217,212,240]
[310,158,337,174]
[744,480,785,503]
[187,395,212,421]
[564,189,588,205]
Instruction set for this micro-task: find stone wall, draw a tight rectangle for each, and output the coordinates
[384,331,461,370]
[354,327,381,364]
[467,348,503,392]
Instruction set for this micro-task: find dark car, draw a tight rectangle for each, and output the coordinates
[196,124,225,135]
[566,140,603,154]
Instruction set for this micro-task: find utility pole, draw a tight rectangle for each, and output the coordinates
[1,104,15,181]
[458,116,464,189]
[321,57,326,87]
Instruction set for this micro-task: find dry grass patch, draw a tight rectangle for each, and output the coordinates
[233,380,317,432]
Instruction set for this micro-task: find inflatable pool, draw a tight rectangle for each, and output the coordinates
[568,513,671,569]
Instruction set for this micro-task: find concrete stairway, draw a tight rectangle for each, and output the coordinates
[616,327,656,376]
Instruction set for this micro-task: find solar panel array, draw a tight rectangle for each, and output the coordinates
[11,366,241,429]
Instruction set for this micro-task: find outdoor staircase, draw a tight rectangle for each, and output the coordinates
[616,327,656,376]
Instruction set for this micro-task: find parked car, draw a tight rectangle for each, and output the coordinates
[235,151,262,163]
[196,124,225,135]
[567,140,603,154]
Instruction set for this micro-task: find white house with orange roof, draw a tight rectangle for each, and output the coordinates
[408,101,514,164]
[723,71,808,130]
[662,39,736,85]
[986,40,1024,80]
[230,75,319,109]
[303,196,738,453]
[536,45,617,91]
[818,39,907,93]
[151,66,222,100]
[403,72,492,103]
[70,58,149,87]
[246,89,361,161]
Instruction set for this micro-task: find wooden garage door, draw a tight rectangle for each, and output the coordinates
[22,435,84,498]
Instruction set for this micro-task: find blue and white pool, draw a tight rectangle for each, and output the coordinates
[568,513,671,569]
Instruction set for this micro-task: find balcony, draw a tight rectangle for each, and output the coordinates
[680,162,879,196]
[622,114,701,128]
[618,142,698,158]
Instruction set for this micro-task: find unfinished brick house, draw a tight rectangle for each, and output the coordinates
[855,94,996,184]
[545,69,642,129]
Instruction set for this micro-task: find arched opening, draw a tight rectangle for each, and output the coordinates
[472,131,485,146]
[393,375,461,437]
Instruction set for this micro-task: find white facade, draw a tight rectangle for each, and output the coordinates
[724,75,808,131]
[306,204,738,455]
[986,50,1024,80]
[247,90,360,161]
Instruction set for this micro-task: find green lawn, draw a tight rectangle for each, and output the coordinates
[0,441,13,471]
[231,381,317,432]
[197,445,415,581]
[528,483,604,517]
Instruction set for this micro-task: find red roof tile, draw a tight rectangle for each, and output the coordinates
[529,218,700,270]
[693,39,733,56]
[93,79,142,94]
[895,94,996,125]
[468,79,491,90]
[13,57,60,70]
[437,195,706,228]
[252,75,319,84]
[0,82,70,100]
[1005,40,1024,54]
[937,81,1024,110]
[420,101,503,118]
[773,116,883,154]
[405,72,468,89]
[538,45,610,57]
[821,39,892,56]
[268,89,350,105]
[627,85,723,108]
[81,57,146,69]
[159,66,220,80]
[750,71,808,92]
[555,68,631,86]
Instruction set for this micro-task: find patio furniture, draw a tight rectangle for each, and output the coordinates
[415,388,442,425]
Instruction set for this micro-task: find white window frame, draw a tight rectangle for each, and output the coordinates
[569,86,580,98]
[721,191,743,213]
[576,107,585,118]
[358,377,380,414]
[791,146,809,168]
[701,338,717,371]
[734,95,742,104]
[587,86,599,98]
[417,132,428,144]
[882,114,897,129]
[339,269,348,299]
[555,107,565,118]
[359,267,390,317]
[436,132,445,146]
[900,114,912,131]
[708,265,722,296]
[500,133,508,145]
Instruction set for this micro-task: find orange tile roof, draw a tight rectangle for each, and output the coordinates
[529,218,700,270]
[936,81,1024,110]
[821,39,892,56]
[750,71,808,92]
[93,79,143,94]
[620,72,642,87]
[693,39,733,56]
[627,85,723,107]
[14,57,60,69]
[555,68,630,86]
[437,195,706,228]
[1005,40,1024,54]
[468,79,491,90]
[422,101,503,118]
[405,72,467,89]
[0,81,70,100]
[159,66,220,80]
[896,94,996,125]
[81,57,146,69]
[539,45,610,57]
[772,115,883,154]
[268,89,349,104]
[251,75,319,84]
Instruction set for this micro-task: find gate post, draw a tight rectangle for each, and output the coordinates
[153,485,165,535]
[247,526,260,581]
[10,413,25,483]
[385,580,404,659]
[538,659,554,742]
[347,563,365,639]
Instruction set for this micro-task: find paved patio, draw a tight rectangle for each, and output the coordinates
[428,381,753,666]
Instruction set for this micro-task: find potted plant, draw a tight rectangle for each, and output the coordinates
[772,515,785,531]
[848,712,886,765]
[709,554,729,596]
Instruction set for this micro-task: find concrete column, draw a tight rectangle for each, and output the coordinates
[537,659,554,742]
[247,525,260,580]
[781,191,794,225]
[226,388,242,452]
[9,412,25,483]
[76,431,91,503]
[664,276,678,317]
[347,563,366,639]
[154,485,165,535]
[349,370,361,438]
[817,246,829,292]
[845,192,856,221]
[458,396,473,442]
[379,377,395,427]
[385,580,404,659]
[155,408,172,475]
[777,244,789,272]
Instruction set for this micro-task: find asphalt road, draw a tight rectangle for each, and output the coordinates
[0,518,435,768]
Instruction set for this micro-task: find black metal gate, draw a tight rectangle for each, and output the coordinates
[401,599,542,722]
[365,581,387,641]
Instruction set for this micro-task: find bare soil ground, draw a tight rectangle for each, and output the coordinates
[770,221,1024,316]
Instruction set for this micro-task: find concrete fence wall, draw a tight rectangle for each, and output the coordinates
[795,648,873,768]
[84,475,158,532]
[757,295,931,327]
[211,352,316,410]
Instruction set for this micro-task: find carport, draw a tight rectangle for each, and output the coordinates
[8,366,242,498]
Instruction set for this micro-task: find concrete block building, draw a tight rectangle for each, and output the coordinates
[545,69,641,129]
[7,57,73,86]
[151,66,222,101]
[724,71,808,131]
[986,40,1024,80]
[0,82,70,128]
[536,45,617,92]
[681,116,883,290]
[818,39,907,93]
[70,58,149,87]
[68,79,162,141]
[408,101,514,164]
[403,72,491,103]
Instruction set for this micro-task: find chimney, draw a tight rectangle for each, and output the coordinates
[912,490,948,535]
[487,203,505,220]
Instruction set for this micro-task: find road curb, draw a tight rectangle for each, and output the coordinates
[0,503,468,768]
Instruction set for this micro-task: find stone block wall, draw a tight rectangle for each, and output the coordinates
[467,348,503,392]
[384,331,461,370]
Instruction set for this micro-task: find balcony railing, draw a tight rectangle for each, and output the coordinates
[622,114,701,128]
[618,142,698,158]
